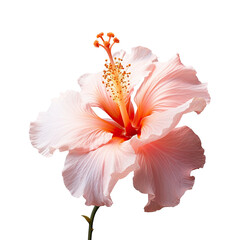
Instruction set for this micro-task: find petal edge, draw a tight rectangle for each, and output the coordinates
[133,126,205,212]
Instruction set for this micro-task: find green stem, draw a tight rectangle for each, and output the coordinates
[88,206,100,240]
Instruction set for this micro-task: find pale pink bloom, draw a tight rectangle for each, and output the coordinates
[30,33,210,212]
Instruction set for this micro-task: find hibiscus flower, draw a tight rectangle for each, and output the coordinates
[30,32,210,212]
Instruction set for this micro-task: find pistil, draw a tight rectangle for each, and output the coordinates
[94,32,132,131]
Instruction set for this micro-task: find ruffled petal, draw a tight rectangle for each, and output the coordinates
[62,138,137,206]
[133,97,206,146]
[134,54,210,125]
[78,46,157,125]
[30,91,120,156]
[132,126,205,212]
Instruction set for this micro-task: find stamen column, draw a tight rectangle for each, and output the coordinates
[94,32,132,131]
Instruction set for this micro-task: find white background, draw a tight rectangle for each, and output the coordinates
[1,0,239,239]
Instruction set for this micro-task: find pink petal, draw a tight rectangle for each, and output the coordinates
[132,126,205,212]
[134,54,210,125]
[133,97,206,146]
[78,47,157,125]
[30,91,120,156]
[62,138,138,206]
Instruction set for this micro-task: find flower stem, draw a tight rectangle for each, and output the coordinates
[88,206,100,240]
